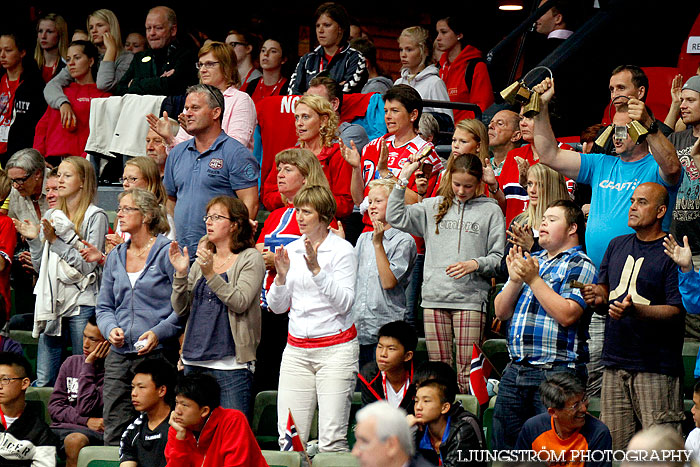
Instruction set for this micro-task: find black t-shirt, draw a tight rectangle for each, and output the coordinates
[599,234,685,376]
[669,128,700,254]
[119,412,170,467]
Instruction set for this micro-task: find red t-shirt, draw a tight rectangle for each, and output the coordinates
[0,215,17,321]
[0,75,20,154]
[250,77,288,104]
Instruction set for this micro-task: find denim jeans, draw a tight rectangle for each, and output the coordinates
[35,306,95,387]
[491,361,587,450]
[404,253,424,328]
[184,365,254,422]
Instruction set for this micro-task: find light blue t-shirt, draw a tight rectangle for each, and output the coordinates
[577,152,678,268]
[164,131,259,260]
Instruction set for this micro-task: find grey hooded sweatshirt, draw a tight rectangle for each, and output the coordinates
[386,188,505,310]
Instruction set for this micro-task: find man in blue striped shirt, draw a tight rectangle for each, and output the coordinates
[491,199,597,450]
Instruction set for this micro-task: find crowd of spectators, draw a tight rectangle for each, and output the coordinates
[0,1,699,466]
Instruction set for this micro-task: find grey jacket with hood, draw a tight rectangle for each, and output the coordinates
[386,188,505,310]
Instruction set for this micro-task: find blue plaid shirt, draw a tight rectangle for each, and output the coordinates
[505,246,597,366]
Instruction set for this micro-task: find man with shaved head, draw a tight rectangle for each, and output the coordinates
[583,182,685,450]
[488,109,521,176]
[114,6,197,96]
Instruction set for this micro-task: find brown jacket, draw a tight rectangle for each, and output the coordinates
[171,247,265,363]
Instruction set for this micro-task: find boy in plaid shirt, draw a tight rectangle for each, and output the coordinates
[492,199,596,450]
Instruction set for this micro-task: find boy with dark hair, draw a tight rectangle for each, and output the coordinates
[119,359,176,467]
[358,320,417,410]
[516,373,612,467]
[686,380,700,458]
[0,351,58,465]
[408,362,484,467]
[49,315,108,467]
[164,373,267,467]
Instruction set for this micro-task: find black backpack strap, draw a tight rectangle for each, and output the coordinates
[464,58,485,93]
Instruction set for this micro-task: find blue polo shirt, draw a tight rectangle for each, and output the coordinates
[164,131,258,259]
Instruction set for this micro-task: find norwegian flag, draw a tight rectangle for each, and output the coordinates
[469,344,491,405]
[283,410,305,452]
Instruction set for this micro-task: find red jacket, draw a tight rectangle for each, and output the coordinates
[165,407,268,467]
[33,82,110,158]
[439,45,494,122]
[262,143,355,218]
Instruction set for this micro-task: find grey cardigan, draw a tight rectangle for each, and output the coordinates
[171,247,265,364]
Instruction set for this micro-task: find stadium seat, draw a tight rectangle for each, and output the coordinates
[414,338,429,368]
[481,339,510,379]
[587,396,601,418]
[346,392,363,449]
[482,406,494,451]
[76,446,120,467]
[253,390,281,450]
[484,284,506,341]
[262,450,302,467]
[312,452,360,467]
[455,394,480,419]
[26,386,53,425]
[9,330,39,376]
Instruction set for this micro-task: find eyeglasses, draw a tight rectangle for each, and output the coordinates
[201,84,225,111]
[229,41,248,48]
[203,214,231,222]
[116,206,141,214]
[10,173,33,186]
[562,396,589,412]
[119,177,139,184]
[0,376,24,387]
[195,61,220,70]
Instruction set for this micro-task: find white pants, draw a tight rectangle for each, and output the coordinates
[277,338,359,452]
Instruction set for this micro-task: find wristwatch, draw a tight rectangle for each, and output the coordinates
[488,185,500,195]
[646,120,659,134]
[397,177,409,189]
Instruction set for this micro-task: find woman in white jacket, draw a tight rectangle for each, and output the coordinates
[15,156,108,387]
[394,26,453,124]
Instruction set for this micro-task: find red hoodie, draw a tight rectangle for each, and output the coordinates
[33,82,110,158]
[439,45,494,123]
[164,407,268,467]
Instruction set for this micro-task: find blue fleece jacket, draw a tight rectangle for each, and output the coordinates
[96,234,182,354]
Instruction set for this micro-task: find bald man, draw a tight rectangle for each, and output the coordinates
[583,182,684,451]
[114,6,197,96]
[487,110,521,176]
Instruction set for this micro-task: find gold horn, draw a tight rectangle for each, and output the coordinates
[594,125,613,148]
[627,121,648,143]
[522,92,541,117]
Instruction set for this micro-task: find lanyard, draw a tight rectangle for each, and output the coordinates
[381,371,409,402]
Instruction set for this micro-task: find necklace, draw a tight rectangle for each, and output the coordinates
[132,237,155,257]
[213,251,234,269]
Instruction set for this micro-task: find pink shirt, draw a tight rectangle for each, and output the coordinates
[173,85,257,151]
